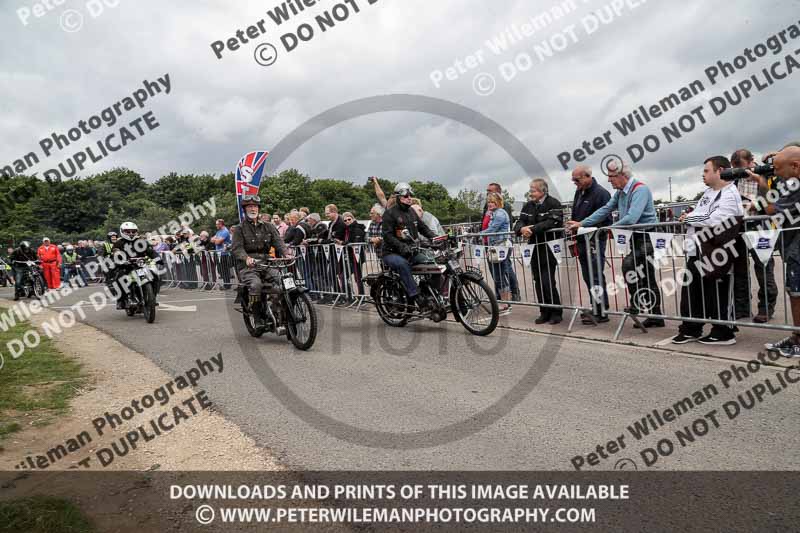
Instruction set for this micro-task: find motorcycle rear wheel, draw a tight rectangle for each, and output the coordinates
[287,292,317,350]
[373,278,410,328]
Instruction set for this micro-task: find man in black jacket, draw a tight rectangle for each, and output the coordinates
[343,212,366,296]
[10,241,38,300]
[570,165,612,324]
[110,222,162,310]
[382,183,437,308]
[322,204,347,299]
[514,179,564,324]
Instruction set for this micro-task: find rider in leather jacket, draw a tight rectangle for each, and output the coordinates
[381,183,437,307]
[110,222,160,309]
[10,241,38,301]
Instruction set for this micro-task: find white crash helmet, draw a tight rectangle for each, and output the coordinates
[394,182,414,197]
[120,221,139,241]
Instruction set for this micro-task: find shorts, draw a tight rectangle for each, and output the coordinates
[780,229,800,296]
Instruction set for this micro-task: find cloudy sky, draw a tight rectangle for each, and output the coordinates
[2,0,799,205]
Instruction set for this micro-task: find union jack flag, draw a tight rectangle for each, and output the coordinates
[235,150,270,223]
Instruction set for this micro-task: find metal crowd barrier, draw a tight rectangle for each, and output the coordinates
[456,219,800,338]
[156,250,237,291]
[147,222,800,343]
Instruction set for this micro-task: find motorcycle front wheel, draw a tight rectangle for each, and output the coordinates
[33,275,46,299]
[142,284,157,324]
[450,275,499,336]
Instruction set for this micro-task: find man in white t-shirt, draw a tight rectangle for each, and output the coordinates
[672,155,744,346]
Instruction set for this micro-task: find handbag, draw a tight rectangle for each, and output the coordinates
[487,239,512,263]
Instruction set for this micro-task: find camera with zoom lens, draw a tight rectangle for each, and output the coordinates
[721,157,775,181]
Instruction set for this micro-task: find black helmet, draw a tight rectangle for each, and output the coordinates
[20,241,30,251]
[241,195,261,207]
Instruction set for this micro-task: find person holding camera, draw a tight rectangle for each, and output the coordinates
[566,160,663,328]
[765,144,800,357]
[671,156,744,345]
[729,149,779,323]
[515,179,563,325]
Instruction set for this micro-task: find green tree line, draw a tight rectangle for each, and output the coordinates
[0,168,495,246]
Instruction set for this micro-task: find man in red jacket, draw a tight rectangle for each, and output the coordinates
[37,237,62,289]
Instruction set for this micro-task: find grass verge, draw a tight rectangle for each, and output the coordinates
[0,496,94,533]
[0,307,86,444]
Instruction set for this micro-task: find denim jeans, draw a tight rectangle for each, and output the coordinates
[383,253,431,297]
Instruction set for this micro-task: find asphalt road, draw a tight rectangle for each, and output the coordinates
[3,284,799,471]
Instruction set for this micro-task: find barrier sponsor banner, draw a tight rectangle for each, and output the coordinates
[611,229,632,255]
[334,244,344,262]
[648,232,674,262]
[520,244,535,266]
[577,227,597,236]
[472,245,486,260]
[300,246,307,258]
[743,229,780,265]
[547,240,564,265]
[351,245,362,263]
[322,246,331,260]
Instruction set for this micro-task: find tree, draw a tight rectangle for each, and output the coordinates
[260,169,315,214]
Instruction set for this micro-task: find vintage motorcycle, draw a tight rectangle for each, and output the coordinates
[367,234,500,336]
[117,257,160,323]
[238,257,318,350]
[12,260,47,299]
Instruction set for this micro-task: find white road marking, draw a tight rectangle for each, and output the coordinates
[158,297,235,303]
[159,303,198,312]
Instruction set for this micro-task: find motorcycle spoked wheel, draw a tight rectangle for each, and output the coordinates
[286,292,318,350]
[242,298,265,338]
[32,275,46,299]
[373,278,410,328]
[142,284,157,324]
[450,275,499,336]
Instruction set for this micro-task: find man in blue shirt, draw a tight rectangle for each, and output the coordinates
[211,218,232,290]
[569,165,612,324]
[566,161,664,328]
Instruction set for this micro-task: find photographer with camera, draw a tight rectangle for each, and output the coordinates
[728,149,779,323]
[764,145,800,357]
